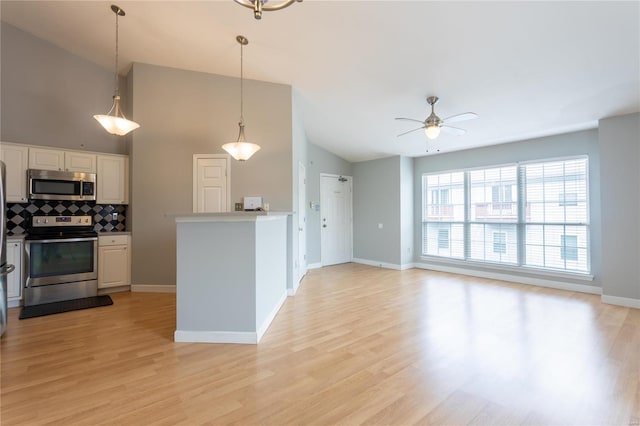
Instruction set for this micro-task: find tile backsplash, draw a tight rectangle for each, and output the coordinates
[6,200,126,235]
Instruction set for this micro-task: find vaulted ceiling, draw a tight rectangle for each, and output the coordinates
[2,1,639,162]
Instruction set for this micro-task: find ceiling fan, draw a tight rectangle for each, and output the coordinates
[396,96,478,140]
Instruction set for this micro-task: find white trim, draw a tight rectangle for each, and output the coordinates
[352,257,402,270]
[307,263,322,270]
[8,300,21,309]
[287,288,296,296]
[131,284,176,293]
[256,291,287,342]
[174,330,257,344]
[414,262,601,295]
[352,258,417,271]
[420,256,594,282]
[601,295,640,309]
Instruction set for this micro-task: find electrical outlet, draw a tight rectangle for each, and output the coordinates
[235,203,243,211]
[112,212,118,221]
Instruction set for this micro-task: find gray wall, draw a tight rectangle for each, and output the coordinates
[413,129,602,288]
[353,156,402,265]
[0,22,129,154]
[599,112,640,301]
[352,155,414,267]
[130,62,293,286]
[306,142,352,265]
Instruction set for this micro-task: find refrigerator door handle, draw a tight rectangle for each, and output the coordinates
[0,264,15,277]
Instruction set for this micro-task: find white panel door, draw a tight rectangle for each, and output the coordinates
[320,174,353,266]
[298,162,307,282]
[194,156,228,213]
[29,147,64,171]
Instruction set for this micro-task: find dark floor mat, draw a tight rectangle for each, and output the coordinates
[19,295,113,319]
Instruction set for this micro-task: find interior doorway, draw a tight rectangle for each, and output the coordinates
[193,154,230,213]
[320,174,353,266]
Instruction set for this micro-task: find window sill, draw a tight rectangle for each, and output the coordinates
[419,255,594,282]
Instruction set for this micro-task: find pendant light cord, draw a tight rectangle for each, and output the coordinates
[114,10,119,97]
[239,41,244,125]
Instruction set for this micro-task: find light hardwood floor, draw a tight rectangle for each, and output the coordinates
[1,263,639,425]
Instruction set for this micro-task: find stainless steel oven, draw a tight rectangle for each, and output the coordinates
[24,215,98,306]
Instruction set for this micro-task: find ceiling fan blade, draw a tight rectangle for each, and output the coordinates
[397,126,426,137]
[442,112,478,124]
[441,125,467,136]
[395,117,426,124]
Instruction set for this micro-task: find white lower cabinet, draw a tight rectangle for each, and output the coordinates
[6,239,23,306]
[98,235,131,289]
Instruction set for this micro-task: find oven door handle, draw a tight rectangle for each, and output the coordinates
[0,264,15,277]
[26,237,98,244]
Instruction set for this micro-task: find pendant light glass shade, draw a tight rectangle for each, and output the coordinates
[94,5,140,136]
[223,35,260,161]
[94,95,140,136]
[222,123,261,161]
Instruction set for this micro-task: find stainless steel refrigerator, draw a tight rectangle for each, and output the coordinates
[1,161,16,336]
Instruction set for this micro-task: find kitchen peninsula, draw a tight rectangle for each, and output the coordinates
[173,212,289,344]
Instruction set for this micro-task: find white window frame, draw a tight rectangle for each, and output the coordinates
[421,156,591,276]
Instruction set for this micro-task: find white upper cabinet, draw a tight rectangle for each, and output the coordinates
[1,142,29,202]
[28,147,64,171]
[97,154,129,205]
[29,147,96,173]
[64,152,96,173]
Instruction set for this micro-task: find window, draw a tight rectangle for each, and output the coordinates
[561,235,578,261]
[438,229,449,249]
[422,157,589,274]
[493,232,506,254]
[559,192,578,206]
[422,172,464,259]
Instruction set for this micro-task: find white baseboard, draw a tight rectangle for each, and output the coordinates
[414,262,602,295]
[601,295,640,309]
[174,291,287,344]
[8,299,21,309]
[174,330,257,344]
[352,258,405,271]
[307,263,322,270]
[287,288,296,296]
[131,284,176,293]
[256,291,287,342]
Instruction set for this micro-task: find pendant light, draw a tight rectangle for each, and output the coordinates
[222,36,261,161]
[93,4,140,136]
[234,0,303,20]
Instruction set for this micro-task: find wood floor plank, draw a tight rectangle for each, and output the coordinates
[1,264,639,425]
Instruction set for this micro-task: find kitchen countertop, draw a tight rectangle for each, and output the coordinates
[170,211,292,223]
[6,233,25,241]
[98,231,132,236]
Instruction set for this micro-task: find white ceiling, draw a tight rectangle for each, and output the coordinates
[2,1,639,162]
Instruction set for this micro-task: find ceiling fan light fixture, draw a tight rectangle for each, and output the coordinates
[94,4,140,137]
[425,124,441,140]
[234,0,302,20]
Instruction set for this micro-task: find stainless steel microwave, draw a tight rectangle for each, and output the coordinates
[28,169,96,201]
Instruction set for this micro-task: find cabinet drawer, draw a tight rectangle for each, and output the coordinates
[99,234,129,246]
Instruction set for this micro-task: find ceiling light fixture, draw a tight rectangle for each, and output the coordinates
[233,0,302,20]
[425,124,441,140]
[93,4,140,136]
[222,36,261,162]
